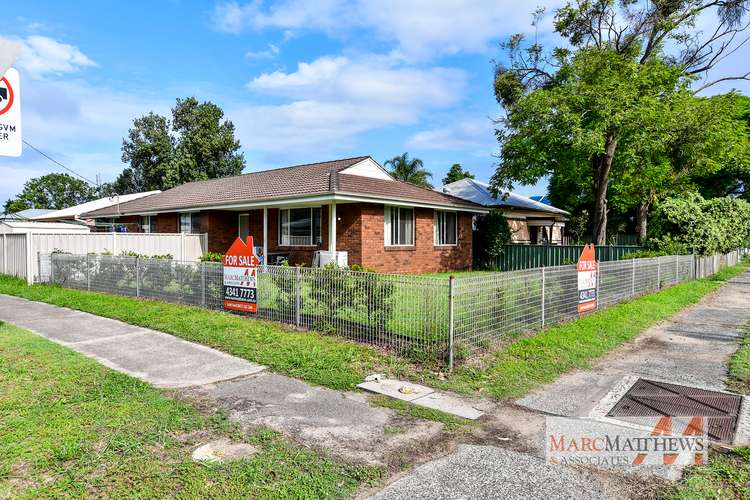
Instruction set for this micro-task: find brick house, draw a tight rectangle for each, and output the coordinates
[82,156,487,273]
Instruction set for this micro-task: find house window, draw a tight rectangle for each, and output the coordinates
[238,213,250,241]
[434,210,457,246]
[141,215,156,233]
[384,206,415,246]
[179,212,200,233]
[279,207,321,246]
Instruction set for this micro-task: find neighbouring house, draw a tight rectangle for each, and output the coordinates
[81,156,487,273]
[0,208,55,221]
[31,191,161,230]
[439,178,569,245]
[0,220,91,234]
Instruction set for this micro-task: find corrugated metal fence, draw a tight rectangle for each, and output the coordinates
[0,232,207,284]
[478,244,641,271]
[0,234,28,279]
[36,248,747,367]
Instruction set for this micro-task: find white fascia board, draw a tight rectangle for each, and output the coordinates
[105,192,489,217]
[332,193,489,213]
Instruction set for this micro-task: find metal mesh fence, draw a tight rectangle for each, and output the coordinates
[41,249,745,366]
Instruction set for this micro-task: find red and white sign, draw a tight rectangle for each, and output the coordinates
[0,67,21,157]
[223,236,260,313]
[577,243,597,313]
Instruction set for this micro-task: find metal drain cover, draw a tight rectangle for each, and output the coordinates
[607,379,742,443]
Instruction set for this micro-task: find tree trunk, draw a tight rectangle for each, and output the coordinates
[636,201,649,244]
[592,134,618,245]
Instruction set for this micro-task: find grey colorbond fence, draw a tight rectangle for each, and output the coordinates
[39,249,746,367]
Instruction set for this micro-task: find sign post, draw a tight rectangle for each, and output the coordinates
[223,236,260,313]
[577,243,597,313]
[0,67,21,157]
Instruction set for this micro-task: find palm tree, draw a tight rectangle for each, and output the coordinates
[383,152,433,189]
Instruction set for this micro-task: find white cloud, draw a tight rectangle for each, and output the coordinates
[212,0,563,59]
[245,43,280,60]
[408,118,496,151]
[235,54,465,152]
[13,35,96,79]
[249,55,463,106]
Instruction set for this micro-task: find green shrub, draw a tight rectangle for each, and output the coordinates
[473,209,512,265]
[200,252,224,262]
[648,193,750,255]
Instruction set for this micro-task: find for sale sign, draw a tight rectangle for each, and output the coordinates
[577,243,597,313]
[223,236,260,313]
[0,68,22,157]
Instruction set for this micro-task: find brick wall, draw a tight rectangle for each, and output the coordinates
[108,202,474,273]
[205,211,237,253]
[360,205,472,274]
[156,213,178,233]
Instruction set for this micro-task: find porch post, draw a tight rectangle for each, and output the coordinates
[328,202,337,253]
[262,207,268,265]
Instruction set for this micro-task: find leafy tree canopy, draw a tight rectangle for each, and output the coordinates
[3,173,96,214]
[384,152,433,189]
[442,163,475,185]
[113,97,245,194]
[492,0,750,244]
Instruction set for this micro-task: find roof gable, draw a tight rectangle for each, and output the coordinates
[339,157,394,181]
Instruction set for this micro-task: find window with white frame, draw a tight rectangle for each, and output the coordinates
[179,212,200,234]
[140,215,155,233]
[434,210,457,246]
[384,206,415,246]
[279,207,321,246]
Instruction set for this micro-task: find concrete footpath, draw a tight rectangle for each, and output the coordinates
[374,271,750,499]
[0,294,440,466]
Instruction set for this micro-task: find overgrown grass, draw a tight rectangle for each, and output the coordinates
[367,395,475,431]
[728,326,750,394]
[0,322,381,498]
[0,275,415,391]
[430,264,749,399]
[669,448,750,500]
[0,262,745,402]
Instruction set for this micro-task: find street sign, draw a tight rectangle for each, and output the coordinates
[0,67,21,157]
[577,243,597,313]
[223,235,260,313]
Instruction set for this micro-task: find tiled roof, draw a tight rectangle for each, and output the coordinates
[83,156,482,217]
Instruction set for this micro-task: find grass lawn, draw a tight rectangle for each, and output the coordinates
[728,325,750,394]
[0,275,415,392]
[669,447,750,500]
[430,262,749,399]
[0,261,746,402]
[0,322,381,498]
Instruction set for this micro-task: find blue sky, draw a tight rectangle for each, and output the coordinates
[1,1,748,205]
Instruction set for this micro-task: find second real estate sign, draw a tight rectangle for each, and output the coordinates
[577,243,597,313]
[223,236,260,313]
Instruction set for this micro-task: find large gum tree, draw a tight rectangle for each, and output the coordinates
[492,0,750,245]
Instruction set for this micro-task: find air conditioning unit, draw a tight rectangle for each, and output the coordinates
[313,251,348,268]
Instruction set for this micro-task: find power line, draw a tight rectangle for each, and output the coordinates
[21,139,99,186]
